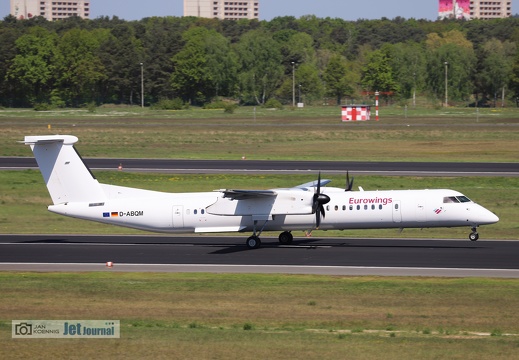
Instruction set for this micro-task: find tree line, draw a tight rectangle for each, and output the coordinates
[1,14,519,108]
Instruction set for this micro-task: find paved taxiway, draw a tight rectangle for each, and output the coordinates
[1,235,518,277]
[2,157,518,176]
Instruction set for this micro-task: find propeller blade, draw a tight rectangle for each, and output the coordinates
[313,172,330,229]
[345,171,354,192]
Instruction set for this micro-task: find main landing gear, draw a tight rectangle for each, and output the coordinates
[469,227,479,241]
[246,235,261,249]
[245,218,269,249]
[278,231,293,245]
[245,231,294,249]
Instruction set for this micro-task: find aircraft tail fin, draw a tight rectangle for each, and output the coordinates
[24,135,106,205]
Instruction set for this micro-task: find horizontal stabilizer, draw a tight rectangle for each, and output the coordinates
[23,135,79,145]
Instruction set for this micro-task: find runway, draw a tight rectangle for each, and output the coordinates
[1,234,518,277]
[2,157,518,176]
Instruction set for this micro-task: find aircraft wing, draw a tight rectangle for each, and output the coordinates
[216,178,331,200]
[217,189,277,200]
[208,188,313,216]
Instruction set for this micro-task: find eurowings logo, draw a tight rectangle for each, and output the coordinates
[434,208,444,214]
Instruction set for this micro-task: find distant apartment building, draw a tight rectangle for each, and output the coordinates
[439,0,512,20]
[184,0,259,20]
[10,0,90,21]
[470,0,512,19]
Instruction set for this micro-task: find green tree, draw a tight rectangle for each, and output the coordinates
[425,30,476,103]
[511,51,519,101]
[425,43,476,103]
[205,30,238,98]
[97,24,144,105]
[6,26,57,105]
[0,27,21,106]
[361,47,399,96]
[322,54,356,105]
[171,27,236,104]
[235,29,284,105]
[477,39,516,106]
[387,42,426,103]
[273,30,323,104]
[425,29,473,51]
[54,28,108,106]
[141,17,193,103]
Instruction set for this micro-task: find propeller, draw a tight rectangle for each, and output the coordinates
[345,171,354,192]
[313,172,331,228]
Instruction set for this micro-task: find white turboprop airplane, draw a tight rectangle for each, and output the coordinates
[23,135,499,249]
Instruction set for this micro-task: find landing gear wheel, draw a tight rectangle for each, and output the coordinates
[246,236,261,249]
[469,232,479,241]
[278,231,293,245]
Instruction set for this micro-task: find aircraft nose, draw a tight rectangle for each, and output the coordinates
[473,205,499,225]
[486,211,499,224]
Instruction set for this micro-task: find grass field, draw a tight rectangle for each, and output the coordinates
[1,105,518,358]
[2,273,519,359]
[2,105,519,161]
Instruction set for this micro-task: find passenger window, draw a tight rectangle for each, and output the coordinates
[357,205,360,210]
[395,204,399,210]
[371,205,375,210]
[194,209,197,215]
[364,205,368,210]
[349,205,353,211]
[342,205,346,211]
[201,209,205,214]
[334,205,338,211]
[379,204,383,210]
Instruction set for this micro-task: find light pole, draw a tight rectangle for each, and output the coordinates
[412,72,416,108]
[140,62,144,108]
[444,61,448,107]
[291,61,295,107]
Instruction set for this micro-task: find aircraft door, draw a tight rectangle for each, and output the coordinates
[173,205,184,228]
[392,201,402,223]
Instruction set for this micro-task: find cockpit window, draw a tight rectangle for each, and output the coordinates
[443,196,472,203]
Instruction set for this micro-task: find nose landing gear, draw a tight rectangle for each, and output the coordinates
[469,227,479,241]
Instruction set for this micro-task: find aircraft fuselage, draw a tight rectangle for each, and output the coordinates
[48,186,498,234]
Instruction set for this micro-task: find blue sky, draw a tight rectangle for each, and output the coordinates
[1,1,516,21]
